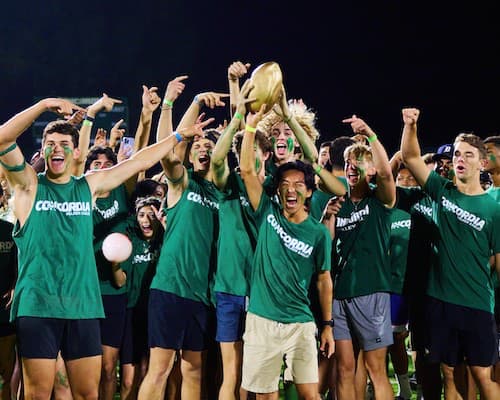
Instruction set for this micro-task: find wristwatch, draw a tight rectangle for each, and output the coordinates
[321,319,334,327]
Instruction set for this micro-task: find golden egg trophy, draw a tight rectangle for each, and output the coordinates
[246,62,283,113]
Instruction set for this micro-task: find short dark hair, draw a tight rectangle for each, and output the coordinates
[42,120,79,147]
[484,135,500,148]
[330,136,355,170]
[319,141,331,150]
[274,160,316,192]
[84,146,118,172]
[454,133,487,159]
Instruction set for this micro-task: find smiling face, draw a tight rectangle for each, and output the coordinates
[42,132,80,179]
[277,169,312,216]
[189,138,215,172]
[136,205,160,240]
[344,153,373,188]
[270,121,296,164]
[396,167,418,188]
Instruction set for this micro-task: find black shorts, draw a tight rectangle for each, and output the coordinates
[120,306,148,365]
[425,296,498,367]
[100,294,127,348]
[16,317,101,360]
[148,289,214,351]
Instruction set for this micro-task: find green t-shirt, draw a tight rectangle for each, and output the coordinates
[0,220,16,324]
[151,172,219,305]
[213,171,258,297]
[121,218,161,308]
[424,171,500,313]
[389,208,411,294]
[309,176,348,221]
[12,174,104,320]
[486,186,500,203]
[334,191,393,299]
[93,184,130,295]
[248,194,332,323]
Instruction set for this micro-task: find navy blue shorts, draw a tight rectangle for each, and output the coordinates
[100,294,127,348]
[148,289,214,351]
[425,296,498,367]
[390,293,409,327]
[16,317,101,360]
[215,292,246,342]
[120,306,148,365]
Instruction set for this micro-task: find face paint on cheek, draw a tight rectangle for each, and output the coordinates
[287,138,294,153]
[271,137,276,149]
[63,146,72,156]
[489,154,496,162]
[207,149,213,157]
[44,146,54,162]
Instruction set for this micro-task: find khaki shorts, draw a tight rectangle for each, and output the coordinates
[241,312,318,393]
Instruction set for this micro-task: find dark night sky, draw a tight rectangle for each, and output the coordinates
[1,2,499,158]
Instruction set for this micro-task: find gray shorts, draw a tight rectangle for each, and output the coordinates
[333,292,393,351]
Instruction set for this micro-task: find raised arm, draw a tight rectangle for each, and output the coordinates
[123,85,162,192]
[211,80,255,190]
[73,94,122,176]
[156,76,188,181]
[343,115,396,207]
[275,86,318,163]
[400,108,430,188]
[227,60,251,120]
[86,119,214,199]
[240,105,267,211]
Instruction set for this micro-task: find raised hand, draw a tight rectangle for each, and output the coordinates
[87,93,122,117]
[66,109,86,126]
[164,75,188,104]
[342,115,376,138]
[43,98,84,116]
[195,92,229,109]
[178,118,215,140]
[109,119,125,148]
[228,61,251,81]
[94,128,108,147]
[402,108,420,125]
[246,103,268,128]
[142,86,161,113]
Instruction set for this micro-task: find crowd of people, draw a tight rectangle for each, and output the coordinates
[0,60,499,400]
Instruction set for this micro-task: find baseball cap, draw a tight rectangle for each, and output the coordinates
[432,144,453,161]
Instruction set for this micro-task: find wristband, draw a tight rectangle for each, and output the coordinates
[314,165,322,175]
[174,132,183,143]
[82,120,93,127]
[0,143,17,157]
[234,112,243,120]
[245,125,256,133]
[84,115,95,123]
[367,134,378,143]
[321,319,334,328]
[193,95,203,106]
[163,99,174,107]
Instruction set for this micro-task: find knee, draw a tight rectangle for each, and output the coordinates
[121,375,135,391]
[336,360,356,380]
[441,364,455,382]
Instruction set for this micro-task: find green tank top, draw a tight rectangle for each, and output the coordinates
[0,220,16,324]
[93,184,130,295]
[151,172,219,305]
[12,174,104,320]
[214,171,259,297]
[334,191,393,299]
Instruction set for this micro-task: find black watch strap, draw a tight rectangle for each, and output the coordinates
[321,319,334,327]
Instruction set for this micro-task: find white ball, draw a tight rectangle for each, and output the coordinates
[102,232,132,263]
